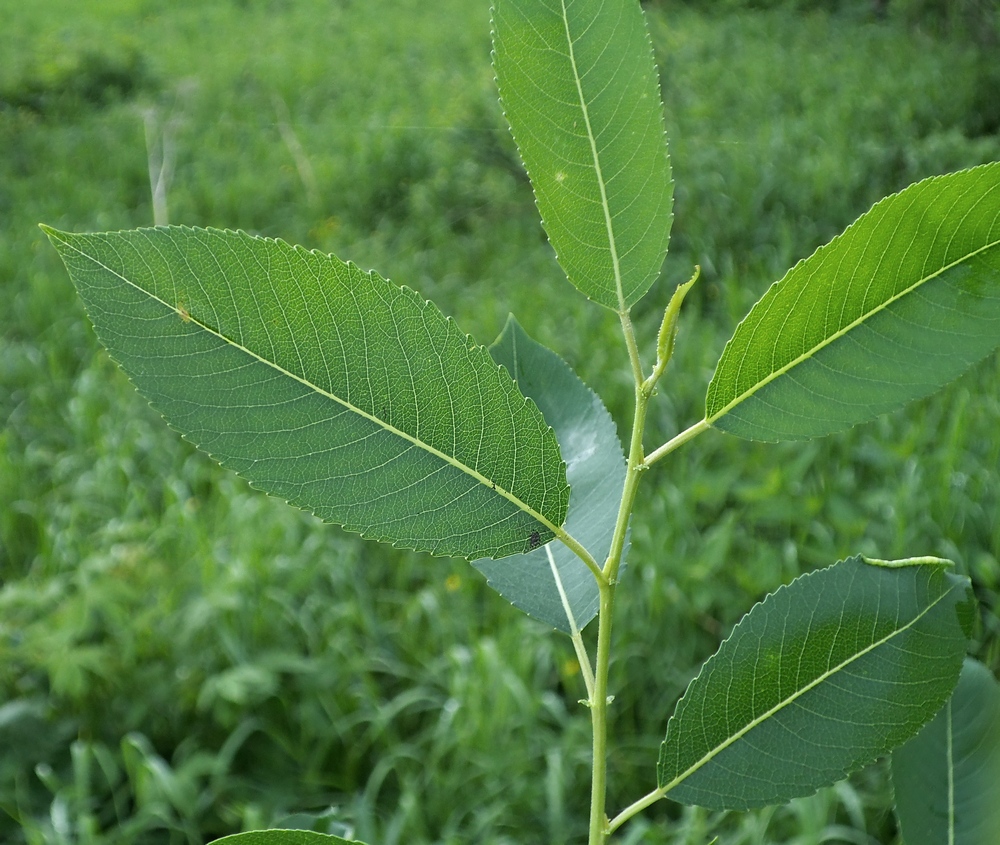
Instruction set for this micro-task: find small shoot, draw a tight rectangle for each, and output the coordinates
[644,265,700,396]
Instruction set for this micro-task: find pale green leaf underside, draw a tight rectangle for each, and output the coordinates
[892,658,1000,845]
[707,162,1000,441]
[211,832,361,845]
[492,0,673,311]
[658,556,973,810]
[44,226,569,561]
[475,316,625,632]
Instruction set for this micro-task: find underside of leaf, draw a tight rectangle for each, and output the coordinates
[475,315,625,632]
[43,225,570,561]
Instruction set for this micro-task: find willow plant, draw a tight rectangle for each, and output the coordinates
[42,0,1000,843]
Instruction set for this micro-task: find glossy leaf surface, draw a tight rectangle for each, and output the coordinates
[212,833,361,845]
[707,162,1000,441]
[492,0,672,311]
[658,556,974,810]
[892,658,1000,845]
[475,316,625,631]
[43,226,569,560]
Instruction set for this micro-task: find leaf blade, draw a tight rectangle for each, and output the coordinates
[707,162,1000,441]
[492,0,673,311]
[44,225,569,560]
[657,556,973,810]
[892,658,1000,845]
[211,832,362,845]
[474,316,625,631]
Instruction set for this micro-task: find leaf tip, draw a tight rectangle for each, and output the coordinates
[38,223,65,244]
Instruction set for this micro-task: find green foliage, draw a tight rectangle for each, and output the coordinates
[4,0,1000,843]
[892,658,1000,845]
[213,833,355,845]
[892,0,1000,44]
[476,317,625,632]
[706,163,1000,441]
[657,556,973,809]
[42,226,569,561]
[41,0,1000,833]
[493,0,673,311]
[0,38,152,116]
[650,6,1000,307]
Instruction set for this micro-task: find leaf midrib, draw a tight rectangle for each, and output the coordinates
[946,697,956,845]
[52,229,562,535]
[660,577,960,796]
[559,0,626,313]
[708,235,1000,425]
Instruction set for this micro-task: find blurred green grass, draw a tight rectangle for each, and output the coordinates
[1,0,998,842]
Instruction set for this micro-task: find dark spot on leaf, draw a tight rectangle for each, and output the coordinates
[528,530,541,550]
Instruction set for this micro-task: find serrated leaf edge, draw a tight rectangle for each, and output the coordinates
[658,559,968,796]
[43,224,568,552]
[490,1,673,312]
[706,163,1000,428]
[555,0,627,313]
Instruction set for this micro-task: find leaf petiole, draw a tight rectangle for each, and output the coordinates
[555,527,607,585]
[620,309,646,389]
[547,543,597,702]
[644,419,711,467]
[606,786,668,834]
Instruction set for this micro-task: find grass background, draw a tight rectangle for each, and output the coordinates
[2,0,999,842]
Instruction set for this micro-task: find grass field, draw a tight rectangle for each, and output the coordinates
[2,0,999,842]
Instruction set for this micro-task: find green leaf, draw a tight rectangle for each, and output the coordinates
[43,225,569,561]
[892,658,1000,845]
[492,0,673,311]
[474,316,625,632]
[211,832,362,845]
[657,556,974,810]
[706,162,1000,441]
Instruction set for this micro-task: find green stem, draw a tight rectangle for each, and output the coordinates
[588,581,615,844]
[589,341,651,845]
